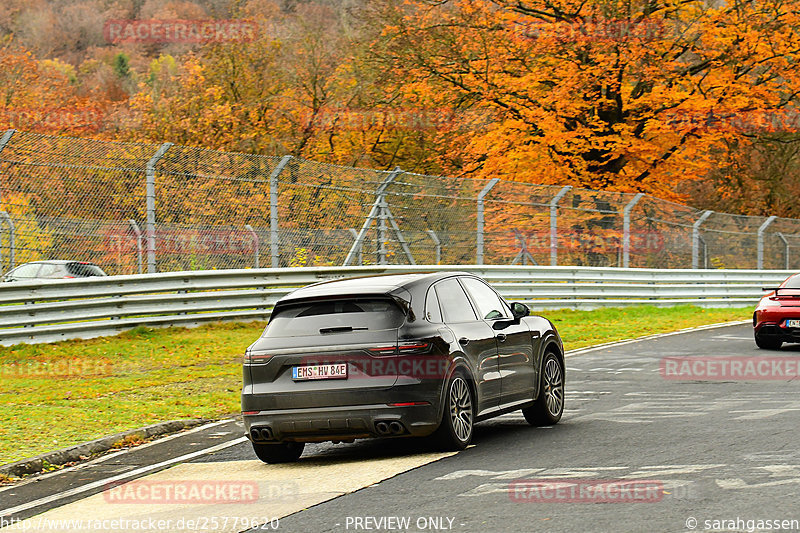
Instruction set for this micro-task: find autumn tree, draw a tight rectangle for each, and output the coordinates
[369,0,800,200]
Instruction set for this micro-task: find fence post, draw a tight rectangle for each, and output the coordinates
[269,155,292,268]
[348,229,363,265]
[0,130,15,272]
[129,219,143,274]
[245,224,259,268]
[145,143,172,274]
[622,193,645,268]
[343,167,403,266]
[0,212,15,269]
[757,215,777,270]
[550,186,572,266]
[692,210,713,269]
[476,178,500,265]
[776,232,789,270]
[427,230,441,265]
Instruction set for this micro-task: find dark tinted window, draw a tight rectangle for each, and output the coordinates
[425,288,443,323]
[461,277,511,320]
[435,279,477,323]
[7,263,41,278]
[265,298,405,337]
[66,263,106,277]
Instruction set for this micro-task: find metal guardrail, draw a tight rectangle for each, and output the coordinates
[0,266,792,346]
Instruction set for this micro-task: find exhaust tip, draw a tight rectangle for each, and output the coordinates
[375,421,390,435]
[250,428,260,441]
[389,421,404,435]
[259,427,273,440]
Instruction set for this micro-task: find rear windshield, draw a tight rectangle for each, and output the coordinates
[66,263,106,277]
[264,298,406,338]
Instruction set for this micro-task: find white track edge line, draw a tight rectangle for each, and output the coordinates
[565,319,751,357]
[0,437,247,517]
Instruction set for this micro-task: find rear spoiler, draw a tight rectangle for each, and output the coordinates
[762,287,800,296]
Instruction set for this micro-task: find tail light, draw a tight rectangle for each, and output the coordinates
[369,342,430,356]
[244,352,272,364]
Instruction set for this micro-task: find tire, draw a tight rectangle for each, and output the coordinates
[754,333,782,350]
[251,441,305,464]
[431,371,474,451]
[522,351,564,426]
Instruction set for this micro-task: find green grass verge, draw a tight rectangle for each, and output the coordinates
[0,305,747,465]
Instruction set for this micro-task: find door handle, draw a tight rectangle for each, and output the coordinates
[496,333,507,342]
[459,337,470,346]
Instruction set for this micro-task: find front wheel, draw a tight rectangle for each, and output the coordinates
[431,371,474,451]
[522,352,564,426]
[252,441,304,464]
[755,333,782,350]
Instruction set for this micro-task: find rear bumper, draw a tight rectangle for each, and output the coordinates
[243,402,440,443]
[755,322,800,343]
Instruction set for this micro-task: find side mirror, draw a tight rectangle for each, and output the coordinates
[511,302,529,319]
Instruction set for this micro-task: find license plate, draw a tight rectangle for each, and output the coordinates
[292,363,348,381]
[786,319,800,328]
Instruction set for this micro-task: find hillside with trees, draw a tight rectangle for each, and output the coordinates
[2,0,800,215]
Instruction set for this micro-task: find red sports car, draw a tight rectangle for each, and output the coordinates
[754,273,800,349]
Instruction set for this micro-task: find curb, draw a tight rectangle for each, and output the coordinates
[0,418,209,479]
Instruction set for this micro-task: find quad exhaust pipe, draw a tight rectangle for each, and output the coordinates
[375,420,406,436]
[250,426,274,441]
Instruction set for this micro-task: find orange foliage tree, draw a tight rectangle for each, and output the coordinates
[371,0,800,199]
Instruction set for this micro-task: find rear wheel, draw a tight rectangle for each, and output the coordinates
[522,352,564,426]
[754,332,782,350]
[431,371,474,451]
[252,441,305,464]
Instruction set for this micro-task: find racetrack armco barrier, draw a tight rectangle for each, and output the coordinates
[0,265,791,346]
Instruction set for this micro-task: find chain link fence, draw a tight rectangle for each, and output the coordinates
[2,129,800,275]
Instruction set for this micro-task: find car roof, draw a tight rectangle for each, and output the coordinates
[15,260,98,266]
[279,271,471,303]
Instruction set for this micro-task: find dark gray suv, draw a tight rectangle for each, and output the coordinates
[242,272,564,463]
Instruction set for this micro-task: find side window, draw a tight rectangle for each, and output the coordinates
[9,263,41,278]
[461,277,511,320]
[37,263,60,278]
[425,287,443,323]
[434,279,478,323]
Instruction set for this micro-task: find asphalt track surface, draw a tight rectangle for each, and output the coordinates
[2,323,799,533]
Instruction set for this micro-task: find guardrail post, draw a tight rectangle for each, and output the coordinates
[550,186,572,266]
[129,219,143,274]
[622,193,645,268]
[344,167,403,266]
[146,143,173,274]
[269,155,292,268]
[692,210,713,269]
[427,230,441,264]
[757,215,778,269]
[0,211,15,270]
[245,224,259,268]
[476,178,500,265]
[776,232,789,269]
